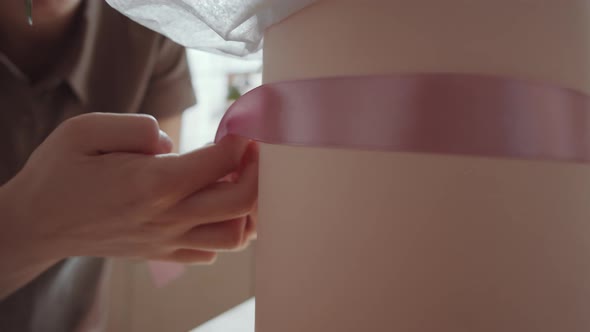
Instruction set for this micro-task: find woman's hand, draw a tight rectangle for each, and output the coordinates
[0,113,258,268]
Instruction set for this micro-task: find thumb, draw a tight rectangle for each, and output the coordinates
[58,113,170,155]
[156,130,174,154]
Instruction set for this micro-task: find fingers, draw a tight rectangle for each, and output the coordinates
[58,113,172,155]
[245,203,258,240]
[152,249,217,265]
[139,139,257,261]
[151,217,253,265]
[173,218,250,251]
[158,136,252,197]
[165,144,259,226]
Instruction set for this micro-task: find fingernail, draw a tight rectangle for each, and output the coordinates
[242,141,259,164]
[245,216,257,241]
[158,130,174,153]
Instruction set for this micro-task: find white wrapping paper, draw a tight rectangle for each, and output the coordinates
[106,0,318,57]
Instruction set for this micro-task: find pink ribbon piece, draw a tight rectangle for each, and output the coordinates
[148,261,186,288]
[216,73,590,162]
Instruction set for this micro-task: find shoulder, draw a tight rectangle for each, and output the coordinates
[92,1,168,62]
[95,2,163,41]
[82,1,189,113]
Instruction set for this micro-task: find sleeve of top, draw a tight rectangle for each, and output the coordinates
[140,36,197,119]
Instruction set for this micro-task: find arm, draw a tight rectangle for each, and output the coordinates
[0,113,257,300]
[0,188,57,299]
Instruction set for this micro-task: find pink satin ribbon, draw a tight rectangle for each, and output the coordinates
[216,73,590,162]
[148,261,186,288]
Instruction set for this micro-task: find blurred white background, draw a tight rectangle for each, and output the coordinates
[181,50,262,152]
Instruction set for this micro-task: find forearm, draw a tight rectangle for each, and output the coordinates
[0,258,57,300]
[0,181,58,300]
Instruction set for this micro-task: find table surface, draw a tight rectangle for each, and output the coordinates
[191,298,255,332]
